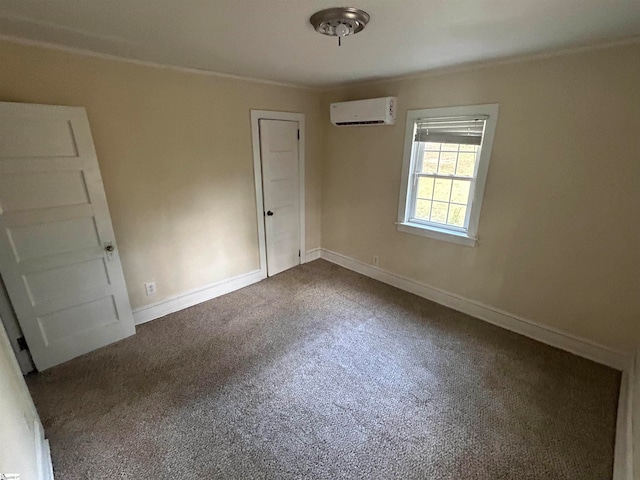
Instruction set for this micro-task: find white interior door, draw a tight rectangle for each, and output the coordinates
[259,119,300,276]
[0,102,135,371]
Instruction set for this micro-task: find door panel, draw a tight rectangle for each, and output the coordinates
[7,217,100,261]
[0,171,89,212]
[0,102,135,370]
[38,296,119,345]
[0,116,78,158]
[259,119,300,276]
[24,258,110,304]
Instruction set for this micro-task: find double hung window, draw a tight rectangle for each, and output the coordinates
[397,104,499,246]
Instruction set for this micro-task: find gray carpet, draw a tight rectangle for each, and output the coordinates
[27,259,620,479]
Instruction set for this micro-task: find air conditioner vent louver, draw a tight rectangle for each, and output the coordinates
[330,97,396,127]
[335,120,385,126]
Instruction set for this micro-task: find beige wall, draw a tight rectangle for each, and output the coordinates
[0,320,42,478]
[0,40,323,309]
[322,44,640,353]
[0,39,638,354]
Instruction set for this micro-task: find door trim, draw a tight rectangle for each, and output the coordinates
[250,110,306,278]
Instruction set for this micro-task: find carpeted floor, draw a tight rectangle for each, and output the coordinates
[27,259,620,480]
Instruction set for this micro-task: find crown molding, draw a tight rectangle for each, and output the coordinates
[326,36,640,91]
[2,33,639,93]
[0,34,319,91]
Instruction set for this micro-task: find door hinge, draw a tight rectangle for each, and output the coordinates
[297,130,300,140]
[298,250,301,257]
[17,336,28,351]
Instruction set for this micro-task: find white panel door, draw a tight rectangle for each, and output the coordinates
[259,119,300,276]
[0,102,135,371]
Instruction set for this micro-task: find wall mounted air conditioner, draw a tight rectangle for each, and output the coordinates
[330,97,397,127]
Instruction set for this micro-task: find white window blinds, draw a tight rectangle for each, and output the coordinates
[414,116,488,145]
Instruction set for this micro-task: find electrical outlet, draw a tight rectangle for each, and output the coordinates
[372,255,379,267]
[144,281,157,297]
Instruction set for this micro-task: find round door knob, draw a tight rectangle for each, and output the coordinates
[266,211,274,216]
[105,245,115,252]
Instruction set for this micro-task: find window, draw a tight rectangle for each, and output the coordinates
[397,104,499,246]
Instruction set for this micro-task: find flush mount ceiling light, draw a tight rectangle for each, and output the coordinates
[310,7,370,46]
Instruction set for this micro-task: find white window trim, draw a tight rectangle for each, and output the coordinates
[397,103,499,247]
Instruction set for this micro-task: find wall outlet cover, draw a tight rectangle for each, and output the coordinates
[144,281,157,297]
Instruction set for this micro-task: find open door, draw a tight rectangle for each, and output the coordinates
[0,102,135,371]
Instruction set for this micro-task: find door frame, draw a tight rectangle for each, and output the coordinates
[250,110,306,278]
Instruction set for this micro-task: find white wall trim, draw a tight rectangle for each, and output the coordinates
[2,34,639,92]
[319,248,631,371]
[34,420,54,480]
[133,269,263,325]
[327,36,640,90]
[43,438,54,480]
[250,110,306,277]
[304,248,322,262]
[0,34,317,91]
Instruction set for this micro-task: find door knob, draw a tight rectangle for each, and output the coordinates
[266,211,274,216]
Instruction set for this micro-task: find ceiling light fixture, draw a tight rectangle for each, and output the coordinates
[310,7,370,47]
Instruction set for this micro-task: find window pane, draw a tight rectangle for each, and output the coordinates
[431,201,449,224]
[447,204,467,227]
[433,178,452,202]
[438,151,457,175]
[417,177,434,199]
[415,199,432,220]
[456,152,477,177]
[422,151,439,174]
[451,179,471,204]
[441,143,458,151]
[425,142,441,150]
[459,144,477,152]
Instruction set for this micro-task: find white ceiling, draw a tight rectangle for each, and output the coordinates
[1,0,639,88]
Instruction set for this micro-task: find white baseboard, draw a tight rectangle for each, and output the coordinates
[304,248,321,262]
[135,249,323,325]
[42,439,54,480]
[133,248,322,325]
[133,269,264,325]
[34,420,54,480]
[319,248,631,371]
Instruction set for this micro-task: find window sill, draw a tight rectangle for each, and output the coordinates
[396,222,477,247]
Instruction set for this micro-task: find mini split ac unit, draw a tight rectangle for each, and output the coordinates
[330,97,397,127]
